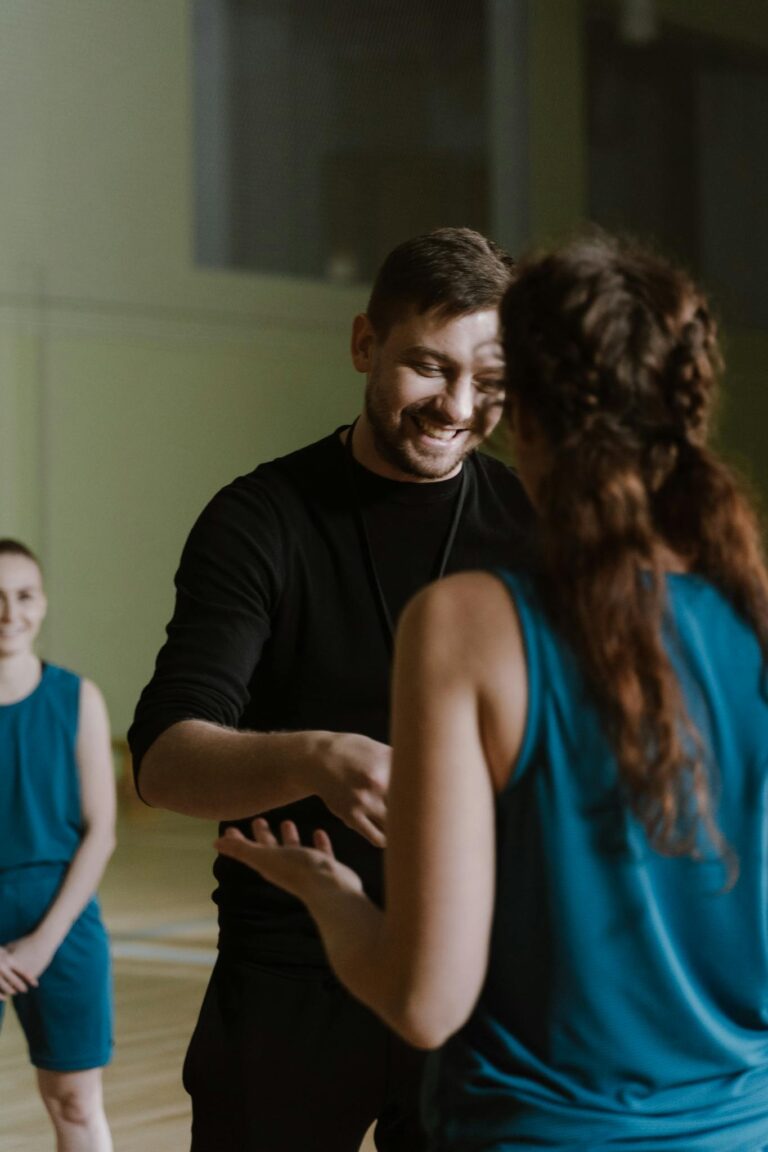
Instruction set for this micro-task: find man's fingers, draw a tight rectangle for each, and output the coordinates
[355,813,386,849]
[369,765,392,794]
[364,794,387,828]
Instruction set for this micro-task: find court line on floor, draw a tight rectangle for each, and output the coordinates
[110,917,216,940]
[111,940,217,965]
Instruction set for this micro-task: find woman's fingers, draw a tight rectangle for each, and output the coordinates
[312,829,335,857]
[214,832,247,861]
[280,821,301,846]
[216,819,338,865]
[220,827,246,844]
[251,817,278,846]
[0,967,29,996]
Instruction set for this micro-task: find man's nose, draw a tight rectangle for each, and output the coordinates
[438,375,475,425]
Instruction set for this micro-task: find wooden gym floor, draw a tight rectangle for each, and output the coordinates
[0,800,376,1151]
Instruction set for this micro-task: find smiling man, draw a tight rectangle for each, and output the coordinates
[352,306,505,480]
[128,228,534,1152]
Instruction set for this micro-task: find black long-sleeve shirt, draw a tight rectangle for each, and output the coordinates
[129,429,534,961]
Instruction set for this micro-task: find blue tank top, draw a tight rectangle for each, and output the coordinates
[424,571,768,1151]
[0,663,83,870]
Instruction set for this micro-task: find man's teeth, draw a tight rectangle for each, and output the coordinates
[413,416,458,441]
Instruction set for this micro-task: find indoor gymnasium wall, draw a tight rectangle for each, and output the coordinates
[0,0,362,735]
[1,0,766,737]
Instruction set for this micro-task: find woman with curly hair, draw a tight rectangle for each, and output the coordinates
[217,235,768,1150]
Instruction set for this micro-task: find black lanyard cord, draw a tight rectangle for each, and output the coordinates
[342,420,469,650]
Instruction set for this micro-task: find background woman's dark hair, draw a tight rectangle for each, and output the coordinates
[366,226,515,338]
[500,234,768,865]
[0,538,41,568]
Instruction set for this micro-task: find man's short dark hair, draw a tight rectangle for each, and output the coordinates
[366,227,516,338]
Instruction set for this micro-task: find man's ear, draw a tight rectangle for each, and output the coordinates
[350,313,376,373]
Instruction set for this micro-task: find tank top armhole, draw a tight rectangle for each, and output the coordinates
[492,567,541,791]
[46,664,83,746]
[69,669,83,742]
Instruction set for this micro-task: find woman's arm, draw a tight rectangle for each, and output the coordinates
[218,571,527,1047]
[4,678,116,986]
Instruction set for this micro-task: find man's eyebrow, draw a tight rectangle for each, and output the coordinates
[397,343,504,364]
[397,344,455,364]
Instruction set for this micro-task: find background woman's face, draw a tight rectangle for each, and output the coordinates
[0,555,47,659]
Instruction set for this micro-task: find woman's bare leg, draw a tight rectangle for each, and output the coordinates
[36,1067,113,1152]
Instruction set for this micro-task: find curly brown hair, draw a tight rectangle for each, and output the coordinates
[500,234,768,866]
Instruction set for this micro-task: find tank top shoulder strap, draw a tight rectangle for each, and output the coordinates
[39,664,82,741]
[492,567,545,790]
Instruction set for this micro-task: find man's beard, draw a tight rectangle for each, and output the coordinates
[364,386,477,481]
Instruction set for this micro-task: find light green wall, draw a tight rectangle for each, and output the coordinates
[42,321,357,733]
[0,325,44,553]
[2,0,767,733]
[529,0,588,243]
[0,0,364,734]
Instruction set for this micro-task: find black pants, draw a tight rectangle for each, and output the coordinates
[183,952,428,1152]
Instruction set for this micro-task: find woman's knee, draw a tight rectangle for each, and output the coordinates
[37,1067,104,1127]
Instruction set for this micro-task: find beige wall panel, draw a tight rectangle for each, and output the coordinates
[0,323,44,549]
[41,320,359,735]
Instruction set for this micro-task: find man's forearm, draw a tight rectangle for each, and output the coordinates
[138,719,327,819]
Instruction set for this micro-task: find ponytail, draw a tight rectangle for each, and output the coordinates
[537,426,716,858]
[501,234,768,869]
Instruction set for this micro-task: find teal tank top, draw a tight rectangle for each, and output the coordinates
[0,663,83,870]
[424,571,768,1151]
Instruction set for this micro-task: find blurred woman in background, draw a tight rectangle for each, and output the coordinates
[0,539,115,1152]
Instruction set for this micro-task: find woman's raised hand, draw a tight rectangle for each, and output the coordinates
[215,818,364,905]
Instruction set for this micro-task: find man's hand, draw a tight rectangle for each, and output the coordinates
[0,933,55,999]
[310,733,391,847]
[215,818,364,905]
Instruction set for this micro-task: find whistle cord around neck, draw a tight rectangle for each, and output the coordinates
[342,420,469,651]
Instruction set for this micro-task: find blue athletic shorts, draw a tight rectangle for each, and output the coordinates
[0,863,113,1071]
